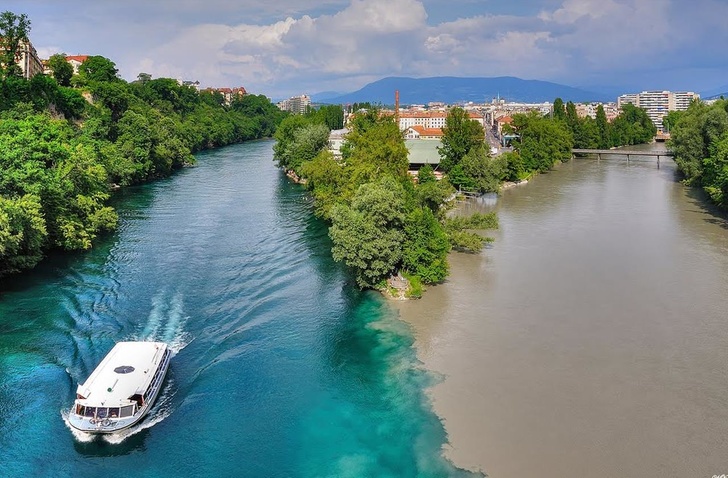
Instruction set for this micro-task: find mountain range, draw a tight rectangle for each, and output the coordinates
[316,76,613,105]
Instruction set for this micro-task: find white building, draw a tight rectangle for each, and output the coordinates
[617,91,699,131]
[64,55,89,75]
[398,110,484,131]
[277,95,311,114]
[2,38,44,79]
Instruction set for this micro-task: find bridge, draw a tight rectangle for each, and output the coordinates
[572,148,673,167]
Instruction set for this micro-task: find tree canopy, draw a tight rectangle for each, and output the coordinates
[438,107,484,172]
[0,11,286,277]
[669,99,728,206]
[0,11,30,79]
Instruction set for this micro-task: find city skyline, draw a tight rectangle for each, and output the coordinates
[4,0,727,98]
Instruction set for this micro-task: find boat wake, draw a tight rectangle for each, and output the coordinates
[133,290,192,354]
[102,378,177,444]
[60,409,95,443]
[61,378,178,445]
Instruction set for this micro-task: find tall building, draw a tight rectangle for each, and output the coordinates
[1,38,43,79]
[617,91,699,131]
[277,95,311,114]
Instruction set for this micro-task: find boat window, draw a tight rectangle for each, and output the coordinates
[97,407,109,418]
[76,405,85,416]
[109,408,120,418]
[84,407,96,417]
[120,405,135,418]
[114,365,135,374]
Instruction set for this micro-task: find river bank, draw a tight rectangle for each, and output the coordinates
[395,155,728,476]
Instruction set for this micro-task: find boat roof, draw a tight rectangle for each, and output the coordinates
[76,342,168,408]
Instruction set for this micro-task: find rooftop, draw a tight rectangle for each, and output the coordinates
[76,342,167,408]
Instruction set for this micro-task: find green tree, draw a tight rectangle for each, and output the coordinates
[285,123,330,173]
[417,164,436,184]
[0,194,47,276]
[595,104,610,149]
[329,177,406,288]
[439,107,484,172]
[77,56,119,83]
[273,114,313,169]
[701,132,728,204]
[458,144,508,193]
[299,150,346,218]
[0,11,31,79]
[502,151,525,182]
[402,207,450,283]
[512,112,573,172]
[47,53,73,86]
[313,104,344,130]
[552,98,566,121]
[343,115,409,193]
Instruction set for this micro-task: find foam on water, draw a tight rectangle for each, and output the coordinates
[61,377,178,445]
[102,378,177,445]
[133,290,192,354]
[60,409,95,443]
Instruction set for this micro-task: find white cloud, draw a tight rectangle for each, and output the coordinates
[16,0,727,96]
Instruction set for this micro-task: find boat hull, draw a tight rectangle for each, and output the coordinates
[68,345,171,435]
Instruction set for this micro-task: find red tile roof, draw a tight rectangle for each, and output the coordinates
[65,55,89,63]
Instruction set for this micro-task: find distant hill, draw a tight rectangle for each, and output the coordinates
[311,91,344,102]
[321,76,609,105]
[703,84,728,100]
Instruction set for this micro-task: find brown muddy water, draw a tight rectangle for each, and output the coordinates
[398,148,728,477]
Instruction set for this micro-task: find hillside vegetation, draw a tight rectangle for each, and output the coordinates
[0,11,285,277]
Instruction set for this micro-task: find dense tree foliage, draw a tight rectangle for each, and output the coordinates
[47,54,73,86]
[275,107,497,293]
[609,104,656,146]
[0,11,30,79]
[669,99,728,206]
[439,107,484,172]
[494,99,656,188]
[511,112,573,172]
[0,11,286,277]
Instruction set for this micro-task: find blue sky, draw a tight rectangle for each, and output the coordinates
[5,0,727,99]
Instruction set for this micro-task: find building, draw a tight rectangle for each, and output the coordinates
[575,102,620,121]
[1,38,44,79]
[398,110,484,131]
[202,87,247,106]
[277,95,311,114]
[65,55,89,74]
[181,80,201,91]
[617,91,699,131]
[328,128,349,159]
[405,139,441,167]
[404,125,444,140]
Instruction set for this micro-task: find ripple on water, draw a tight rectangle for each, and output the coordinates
[0,141,479,477]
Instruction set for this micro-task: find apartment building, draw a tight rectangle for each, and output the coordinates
[277,95,311,114]
[617,91,699,130]
[1,38,44,79]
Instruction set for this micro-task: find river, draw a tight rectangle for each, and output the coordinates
[0,140,476,478]
[397,144,728,476]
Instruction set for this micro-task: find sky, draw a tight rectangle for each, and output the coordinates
[5,0,728,99]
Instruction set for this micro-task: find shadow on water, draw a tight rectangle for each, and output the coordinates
[684,186,728,229]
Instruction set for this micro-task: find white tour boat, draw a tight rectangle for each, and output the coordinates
[68,341,171,434]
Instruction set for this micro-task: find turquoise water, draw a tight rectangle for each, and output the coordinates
[0,141,477,477]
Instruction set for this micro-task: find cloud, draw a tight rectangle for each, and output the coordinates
[132,0,430,94]
[13,0,728,96]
